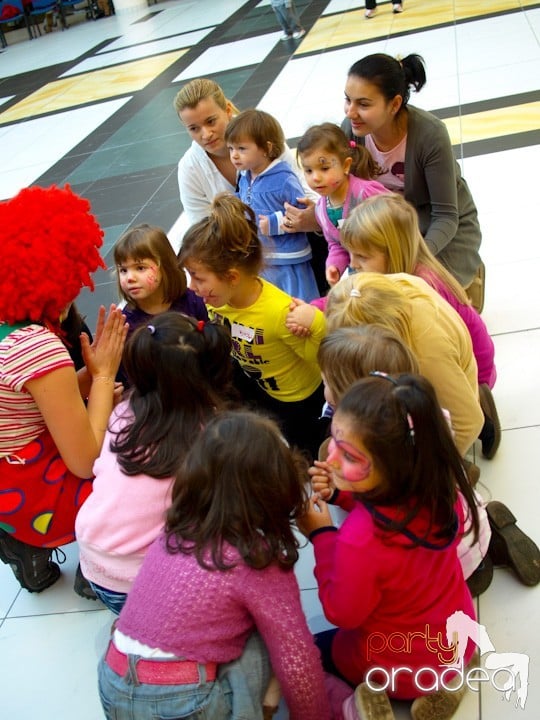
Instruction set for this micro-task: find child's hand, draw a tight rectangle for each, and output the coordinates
[258,214,270,236]
[285,297,316,337]
[308,460,335,500]
[113,382,125,407]
[326,265,341,286]
[296,495,333,537]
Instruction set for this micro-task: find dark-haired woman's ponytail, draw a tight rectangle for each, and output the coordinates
[401,53,426,94]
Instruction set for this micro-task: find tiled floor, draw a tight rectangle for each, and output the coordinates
[1,1,539,717]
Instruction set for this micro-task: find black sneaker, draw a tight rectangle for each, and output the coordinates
[0,530,61,592]
[487,501,540,586]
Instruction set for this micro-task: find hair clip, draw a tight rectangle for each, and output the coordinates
[196,320,205,332]
[369,370,397,385]
[147,324,156,334]
[369,371,415,445]
[349,140,357,148]
[406,412,415,445]
[350,288,361,298]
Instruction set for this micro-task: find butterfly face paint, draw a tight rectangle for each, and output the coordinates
[327,413,383,493]
[117,257,164,310]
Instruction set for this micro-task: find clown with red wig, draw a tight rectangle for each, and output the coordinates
[0,185,127,594]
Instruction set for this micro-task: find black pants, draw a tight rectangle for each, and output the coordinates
[232,362,326,461]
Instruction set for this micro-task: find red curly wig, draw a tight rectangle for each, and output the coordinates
[0,185,106,330]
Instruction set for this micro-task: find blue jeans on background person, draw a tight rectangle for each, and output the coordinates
[271,0,302,36]
[90,581,127,615]
[98,632,271,720]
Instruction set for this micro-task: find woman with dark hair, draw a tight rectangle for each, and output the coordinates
[341,53,484,308]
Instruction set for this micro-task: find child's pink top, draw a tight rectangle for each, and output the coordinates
[416,264,496,387]
[312,498,476,700]
[315,173,387,276]
[118,534,331,720]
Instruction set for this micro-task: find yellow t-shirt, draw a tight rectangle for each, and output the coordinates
[210,279,325,402]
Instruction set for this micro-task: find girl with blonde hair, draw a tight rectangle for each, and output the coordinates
[324,272,483,456]
[341,193,500,458]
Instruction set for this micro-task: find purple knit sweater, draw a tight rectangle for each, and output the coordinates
[117,533,331,720]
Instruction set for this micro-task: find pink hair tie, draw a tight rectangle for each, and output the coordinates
[349,140,357,148]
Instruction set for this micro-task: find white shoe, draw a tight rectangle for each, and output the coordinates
[393,3,403,12]
[292,28,305,39]
[280,32,291,41]
[365,9,377,18]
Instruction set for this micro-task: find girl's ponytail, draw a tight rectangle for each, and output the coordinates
[180,193,263,277]
[348,140,382,180]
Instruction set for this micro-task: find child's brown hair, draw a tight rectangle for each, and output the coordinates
[178,193,264,277]
[114,224,187,306]
[225,109,285,161]
[297,122,381,179]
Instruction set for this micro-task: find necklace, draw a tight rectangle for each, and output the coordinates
[327,196,344,209]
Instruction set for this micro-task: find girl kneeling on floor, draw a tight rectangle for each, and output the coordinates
[297,373,480,720]
[97,411,331,720]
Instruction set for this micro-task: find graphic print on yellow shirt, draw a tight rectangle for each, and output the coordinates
[209,279,325,402]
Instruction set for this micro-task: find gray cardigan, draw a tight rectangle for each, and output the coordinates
[343,106,481,286]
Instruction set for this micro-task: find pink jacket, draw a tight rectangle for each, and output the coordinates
[315,173,387,276]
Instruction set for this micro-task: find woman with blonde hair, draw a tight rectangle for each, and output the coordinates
[324,272,483,456]
[174,78,327,292]
[341,193,500,458]
[174,78,315,228]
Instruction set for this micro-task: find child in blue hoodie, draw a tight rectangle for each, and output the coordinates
[225,109,318,302]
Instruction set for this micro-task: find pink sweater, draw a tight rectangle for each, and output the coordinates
[118,534,331,720]
[75,401,173,592]
[315,173,387,276]
[416,264,496,387]
[312,498,476,700]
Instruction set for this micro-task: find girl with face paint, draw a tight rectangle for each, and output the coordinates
[113,224,208,385]
[296,122,387,289]
[297,373,482,720]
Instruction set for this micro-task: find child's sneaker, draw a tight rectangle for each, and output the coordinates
[280,32,292,41]
[365,9,377,18]
[292,28,305,39]
[393,4,404,13]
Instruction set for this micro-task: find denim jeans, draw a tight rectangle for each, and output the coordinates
[98,632,271,720]
[90,582,127,616]
[271,0,301,35]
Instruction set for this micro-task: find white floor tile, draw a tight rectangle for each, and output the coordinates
[0,609,113,720]
[173,32,284,83]
[477,570,540,719]
[482,261,540,335]
[0,562,21,621]
[62,29,209,75]
[0,98,131,201]
[0,4,538,720]
[482,331,540,431]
